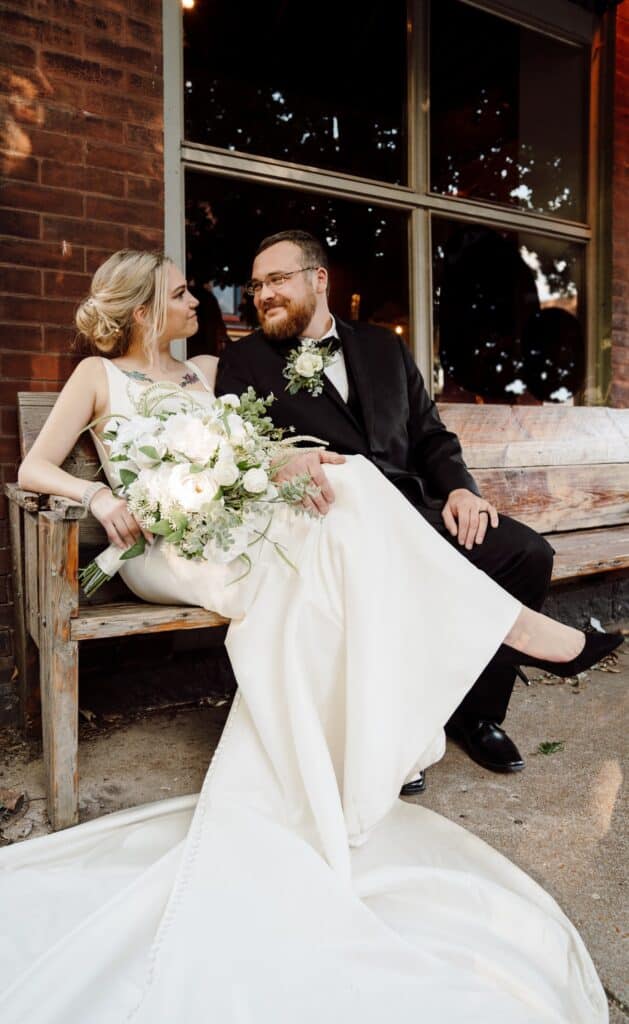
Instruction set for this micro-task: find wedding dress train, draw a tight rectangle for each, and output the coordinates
[0,363,607,1022]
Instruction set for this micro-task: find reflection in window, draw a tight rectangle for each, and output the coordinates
[185,170,409,357]
[183,2,407,185]
[432,218,585,404]
[430,0,587,220]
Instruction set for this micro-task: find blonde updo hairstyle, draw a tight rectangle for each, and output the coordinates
[75,250,173,357]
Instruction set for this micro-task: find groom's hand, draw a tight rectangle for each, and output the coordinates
[273,450,346,516]
[442,488,498,549]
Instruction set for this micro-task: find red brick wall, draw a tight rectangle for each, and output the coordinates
[0,0,164,718]
[612,3,629,406]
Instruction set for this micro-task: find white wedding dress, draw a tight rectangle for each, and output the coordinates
[0,361,607,1022]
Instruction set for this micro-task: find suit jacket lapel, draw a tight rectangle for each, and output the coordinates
[336,318,375,443]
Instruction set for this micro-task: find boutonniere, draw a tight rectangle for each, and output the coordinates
[283,337,337,397]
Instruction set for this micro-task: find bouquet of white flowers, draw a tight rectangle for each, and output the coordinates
[79,383,320,597]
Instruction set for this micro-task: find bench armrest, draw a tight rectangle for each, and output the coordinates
[5,483,87,519]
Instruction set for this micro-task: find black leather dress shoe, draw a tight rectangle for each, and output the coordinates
[446,720,525,773]
[400,770,426,796]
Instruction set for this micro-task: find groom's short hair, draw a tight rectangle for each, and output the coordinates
[256,230,329,271]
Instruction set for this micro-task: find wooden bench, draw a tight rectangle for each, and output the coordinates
[5,394,629,831]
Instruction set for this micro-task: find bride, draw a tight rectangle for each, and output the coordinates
[3,250,618,1022]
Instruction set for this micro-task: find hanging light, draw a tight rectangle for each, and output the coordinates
[182,0,195,9]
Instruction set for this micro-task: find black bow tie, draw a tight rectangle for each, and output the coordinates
[304,335,341,354]
[267,334,342,355]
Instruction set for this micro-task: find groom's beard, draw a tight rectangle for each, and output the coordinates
[257,291,317,341]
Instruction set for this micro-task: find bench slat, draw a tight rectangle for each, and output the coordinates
[474,464,629,532]
[550,525,629,581]
[71,602,229,641]
[19,391,102,478]
[440,404,629,468]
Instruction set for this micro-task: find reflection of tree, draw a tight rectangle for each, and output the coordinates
[182,1,406,185]
[437,227,537,400]
[519,245,578,314]
[522,307,584,402]
[186,284,231,358]
[430,0,582,218]
[185,174,409,337]
[435,225,584,403]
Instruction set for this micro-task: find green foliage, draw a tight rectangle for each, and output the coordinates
[119,468,138,487]
[537,741,565,756]
[120,536,146,560]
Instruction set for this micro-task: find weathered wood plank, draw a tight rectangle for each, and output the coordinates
[8,500,40,734]
[439,403,629,468]
[39,512,80,830]
[4,482,47,512]
[550,525,629,582]
[71,602,229,641]
[474,465,629,532]
[19,391,102,479]
[78,517,108,547]
[48,495,87,519]
[24,511,40,648]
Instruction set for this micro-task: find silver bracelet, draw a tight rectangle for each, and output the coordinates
[81,481,109,510]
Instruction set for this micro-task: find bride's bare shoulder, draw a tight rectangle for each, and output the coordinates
[187,354,218,388]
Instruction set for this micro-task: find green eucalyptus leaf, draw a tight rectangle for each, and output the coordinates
[139,445,160,460]
[120,536,146,560]
[149,520,174,536]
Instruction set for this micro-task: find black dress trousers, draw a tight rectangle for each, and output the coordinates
[417,502,555,725]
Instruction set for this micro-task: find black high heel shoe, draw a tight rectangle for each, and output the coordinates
[504,631,624,678]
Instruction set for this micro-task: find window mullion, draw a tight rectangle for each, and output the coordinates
[182,145,590,243]
[410,208,434,390]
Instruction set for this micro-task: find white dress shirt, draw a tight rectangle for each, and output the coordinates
[300,316,349,403]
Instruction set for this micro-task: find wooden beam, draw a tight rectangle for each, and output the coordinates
[8,499,40,735]
[39,512,80,830]
[474,464,629,533]
[550,525,629,582]
[71,602,229,641]
[24,511,40,648]
[439,403,629,468]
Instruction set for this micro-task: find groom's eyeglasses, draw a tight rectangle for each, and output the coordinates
[244,267,318,297]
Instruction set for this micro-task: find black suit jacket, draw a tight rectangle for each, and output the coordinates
[215,317,479,515]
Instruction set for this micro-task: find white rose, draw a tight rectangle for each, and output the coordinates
[129,434,167,469]
[169,463,220,512]
[242,467,268,493]
[161,415,220,463]
[214,461,240,487]
[112,414,160,448]
[217,440,235,463]
[219,394,240,408]
[226,412,247,444]
[294,352,323,378]
[135,462,176,509]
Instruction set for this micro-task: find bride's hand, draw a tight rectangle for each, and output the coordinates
[272,450,346,516]
[90,487,154,550]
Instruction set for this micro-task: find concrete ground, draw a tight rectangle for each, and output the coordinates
[0,638,626,1019]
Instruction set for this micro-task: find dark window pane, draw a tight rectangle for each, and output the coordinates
[432,217,585,404]
[431,0,587,220]
[185,170,410,357]
[183,2,407,185]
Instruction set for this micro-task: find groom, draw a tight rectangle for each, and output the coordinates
[216,230,554,785]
